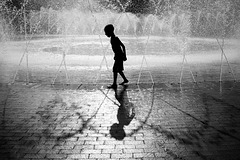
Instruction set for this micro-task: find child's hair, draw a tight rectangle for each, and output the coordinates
[104,24,114,33]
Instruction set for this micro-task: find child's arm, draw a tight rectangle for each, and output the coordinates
[119,40,126,54]
[119,40,127,61]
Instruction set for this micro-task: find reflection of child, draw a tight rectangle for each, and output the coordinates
[117,102,135,126]
[110,85,135,140]
[104,24,128,89]
[115,85,135,126]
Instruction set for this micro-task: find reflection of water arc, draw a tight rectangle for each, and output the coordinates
[96,84,155,139]
[59,88,111,138]
[144,85,211,159]
[149,83,240,159]
[36,87,111,140]
[126,84,155,137]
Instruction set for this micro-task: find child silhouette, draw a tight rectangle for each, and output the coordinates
[104,24,129,89]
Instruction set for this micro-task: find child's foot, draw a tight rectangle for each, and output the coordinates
[107,84,117,89]
[119,80,129,85]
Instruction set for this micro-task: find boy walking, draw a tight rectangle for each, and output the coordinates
[104,24,129,88]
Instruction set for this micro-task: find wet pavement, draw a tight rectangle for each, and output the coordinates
[0,80,240,160]
[1,29,240,160]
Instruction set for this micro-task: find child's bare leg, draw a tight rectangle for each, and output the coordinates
[113,72,118,85]
[119,72,128,85]
[108,72,117,88]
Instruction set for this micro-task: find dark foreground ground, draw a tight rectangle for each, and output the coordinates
[0,80,240,160]
[0,37,240,159]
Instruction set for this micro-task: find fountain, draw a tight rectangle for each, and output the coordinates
[1,1,240,159]
[0,0,239,85]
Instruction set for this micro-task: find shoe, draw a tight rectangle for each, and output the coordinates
[119,80,129,85]
[107,84,117,89]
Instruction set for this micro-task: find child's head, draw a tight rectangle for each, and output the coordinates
[104,24,114,37]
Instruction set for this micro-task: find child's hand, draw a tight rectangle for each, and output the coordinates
[123,54,127,61]
[123,51,127,61]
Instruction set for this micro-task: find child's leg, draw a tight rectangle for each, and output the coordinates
[113,72,118,85]
[119,72,128,83]
[108,72,117,89]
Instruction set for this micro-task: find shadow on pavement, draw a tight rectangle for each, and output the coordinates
[110,85,135,140]
[7,82,237,159]
[35,84,155,143]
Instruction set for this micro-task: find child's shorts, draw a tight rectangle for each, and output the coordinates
[113,60,124,72]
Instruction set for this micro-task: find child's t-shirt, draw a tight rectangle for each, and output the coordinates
[110,36,126,61]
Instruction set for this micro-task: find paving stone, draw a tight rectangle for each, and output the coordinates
[24,153,46,159]
[0,82,240,159]
[45,153,67,159]
[81,149,101,154]
[111,153,133,159]
[94,144,115,149]
[115,144,136,149]
[89,153,110,159]
[102,148,123,154]
[67,153,89,159]
[133,152,155,158]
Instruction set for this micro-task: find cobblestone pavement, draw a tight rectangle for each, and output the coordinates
[0,80,240,160]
